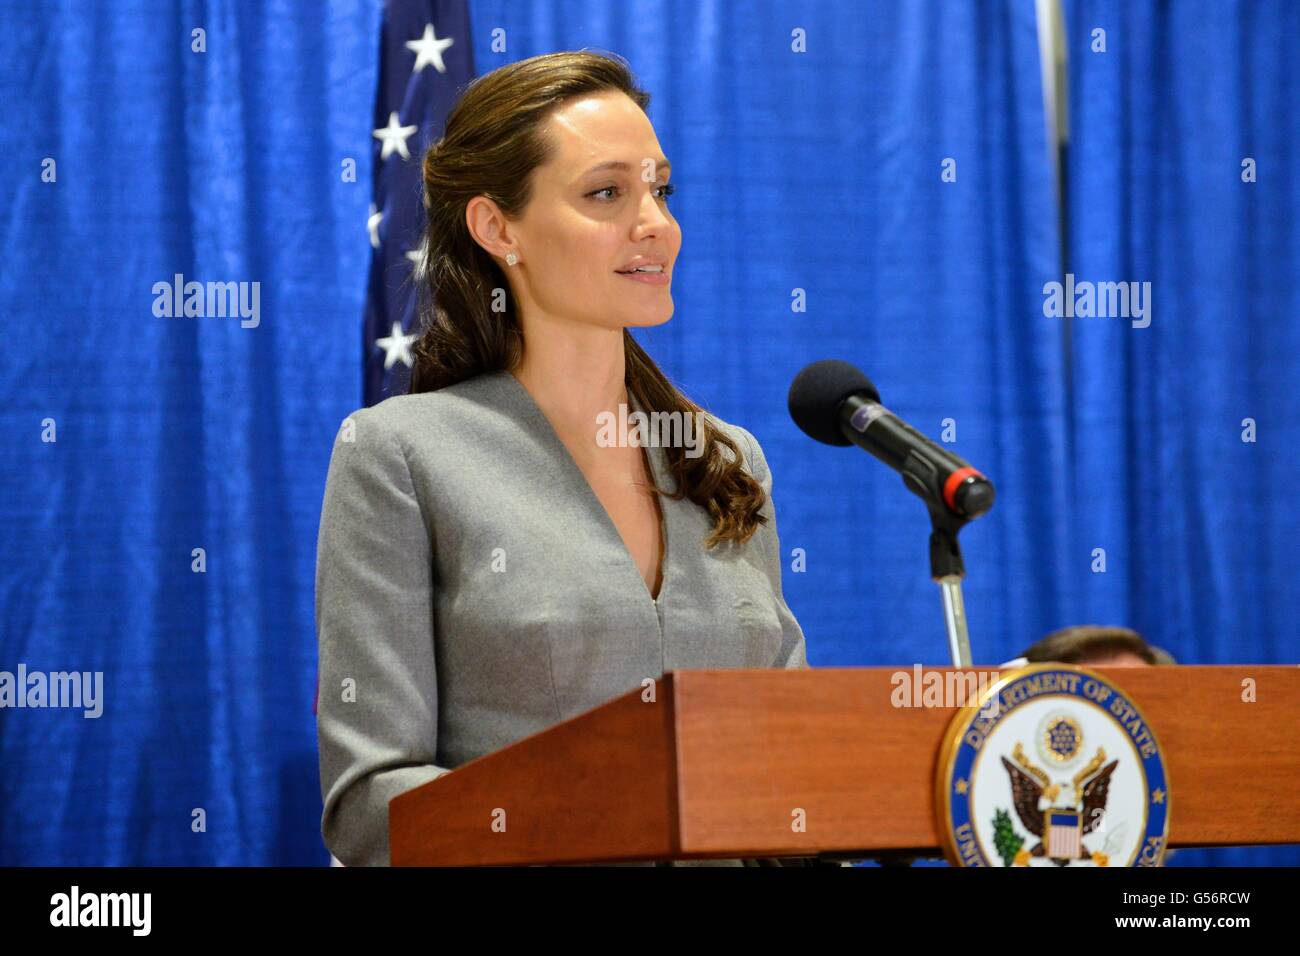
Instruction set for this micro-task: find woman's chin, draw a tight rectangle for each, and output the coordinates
[622,308,674,330]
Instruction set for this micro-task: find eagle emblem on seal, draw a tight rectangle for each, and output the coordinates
[998,742,1118,866]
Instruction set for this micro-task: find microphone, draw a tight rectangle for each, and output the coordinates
[787,359,995,518]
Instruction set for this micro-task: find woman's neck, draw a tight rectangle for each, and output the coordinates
[510,326,628,444]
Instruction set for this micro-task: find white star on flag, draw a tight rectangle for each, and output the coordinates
[373,111,418,161]
[367,203,383,249]
[406,23,454,73]
[375,321,417,369]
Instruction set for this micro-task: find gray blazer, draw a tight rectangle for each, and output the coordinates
[315,369,818,866]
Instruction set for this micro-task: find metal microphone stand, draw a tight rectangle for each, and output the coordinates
[901,454,980,668]
[928,505,973,668]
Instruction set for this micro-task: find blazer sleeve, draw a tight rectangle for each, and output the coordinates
[315,408,451,866]
[736,426,810,670]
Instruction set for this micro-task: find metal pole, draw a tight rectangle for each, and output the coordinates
[938,574,972,667]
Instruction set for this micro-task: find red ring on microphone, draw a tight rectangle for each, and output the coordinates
[943,467,984,512]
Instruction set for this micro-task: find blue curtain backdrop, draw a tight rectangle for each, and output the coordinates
[0,0,383,865]
[1059,0,1300,865]
[0,0,1293,865]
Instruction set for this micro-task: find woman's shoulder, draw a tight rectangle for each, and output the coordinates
[335,372,509,440]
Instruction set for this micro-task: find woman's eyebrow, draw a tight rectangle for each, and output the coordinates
[579,158,671,178]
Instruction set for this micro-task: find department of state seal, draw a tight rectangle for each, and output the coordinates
[936,664,1170,867]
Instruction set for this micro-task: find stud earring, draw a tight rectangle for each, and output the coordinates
[505,251,518,266]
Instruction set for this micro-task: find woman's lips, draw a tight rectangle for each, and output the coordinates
[615,270,670,285]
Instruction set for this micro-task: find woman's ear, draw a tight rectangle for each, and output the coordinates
[465,195,514,262]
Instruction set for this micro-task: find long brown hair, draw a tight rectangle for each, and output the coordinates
[409,50,766,548]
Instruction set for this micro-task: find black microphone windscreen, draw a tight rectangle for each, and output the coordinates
[788,359,881,446]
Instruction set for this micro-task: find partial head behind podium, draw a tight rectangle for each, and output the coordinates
[1020,624,1177,668]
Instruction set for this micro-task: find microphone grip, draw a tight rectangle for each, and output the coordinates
[838,393,994,517]
[838,394,972,474]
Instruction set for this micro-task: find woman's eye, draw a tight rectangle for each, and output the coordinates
[589,183,677,202]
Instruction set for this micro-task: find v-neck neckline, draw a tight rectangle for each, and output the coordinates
[492,369,670,606]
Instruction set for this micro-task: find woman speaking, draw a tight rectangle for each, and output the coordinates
[315,51,812,866]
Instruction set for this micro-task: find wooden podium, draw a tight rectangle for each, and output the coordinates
[389,665,1300,866]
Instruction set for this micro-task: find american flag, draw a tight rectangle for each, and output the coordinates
[362,0,475,406]
[315,0,473,716]
[1046,810,1081,860]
